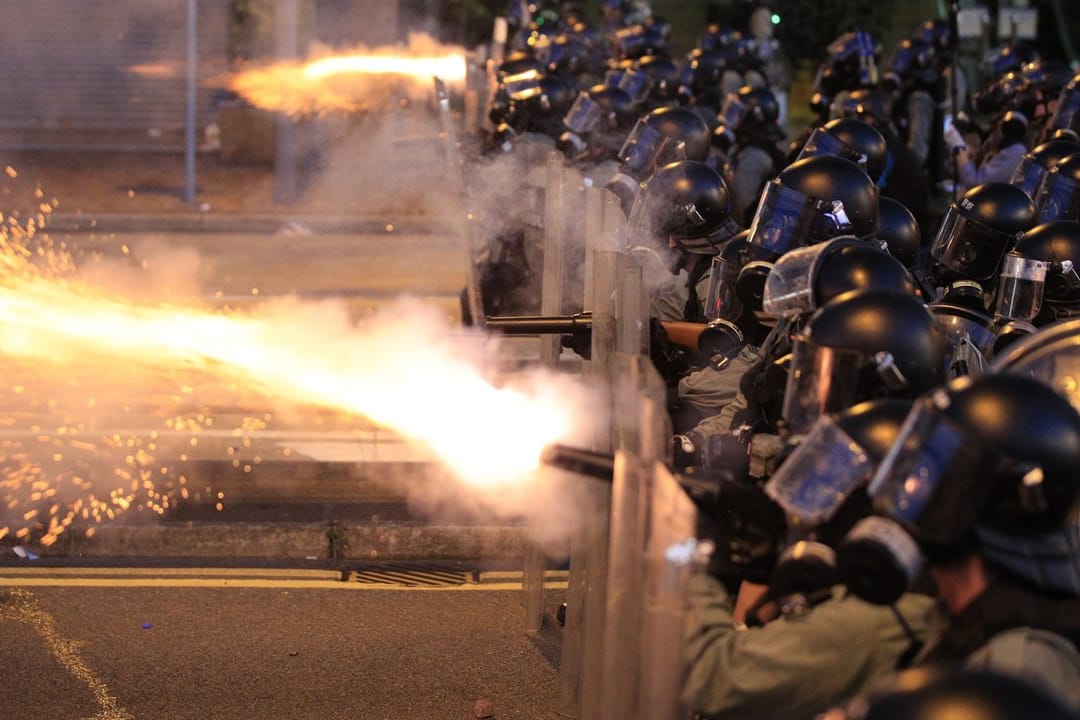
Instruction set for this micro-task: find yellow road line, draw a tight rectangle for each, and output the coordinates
[0,576,568,591]
[1,589,133,719]
[0,566,340,579]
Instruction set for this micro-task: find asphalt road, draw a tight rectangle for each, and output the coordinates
[0,564,568,720]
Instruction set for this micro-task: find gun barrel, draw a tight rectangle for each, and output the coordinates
[540,443,615,482]
[485,312,593,335]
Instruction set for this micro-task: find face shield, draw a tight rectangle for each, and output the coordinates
[1035,170,1080,222]
[617,68,652,104]
[994,252,1049,323]
[794,127,870,173]
[782,334,910,435]
[761,238,858,318]
[930,304,996,378]
[717,93,749,132]
[617,119,687,177]
[1009,152,1048,200]
[1051,87,1080,133]
[765,415,873,526]
[704,253,743,321]
[867,390,1006,547]
[930,205,1022,281]
[563,93,604,135]
[748,180,857,255]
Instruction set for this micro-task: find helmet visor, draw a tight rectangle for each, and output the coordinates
[704,253,743,320]
[748,180,856,254]
[765,416,873,525]
[617,68,652,103]
[1035,171,1080,223]
[781,335,865,434]
[563,93,603,134]
[1009,152,1047,200]
[868,392,1001,545]
[994,253,1048,322]
[795,127,868,173]
[930,205,1021,281]
[1052,86,1080,133]
[930,304,996,357]
[717,93,749,130]
[618,120,685,176]
[762,237,858,318]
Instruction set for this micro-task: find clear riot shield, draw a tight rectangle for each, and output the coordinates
[433,76,485,328]
[524,154,582,634]
[596,355,672,720]
[990,317,1080,411]
[638,460,701,720]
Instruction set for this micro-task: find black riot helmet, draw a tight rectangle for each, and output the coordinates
[502,72,577,134]
[557,84,637,159]
[617,106,711,176]
[611,22,668,61]
[762,237,915,320]
[781,288,948,435]
[795,117,888,182]
[995,221,1080,325]
[607,105,711,211]
[841,373,1080,605]
[1009,138,1080,201]
[930,182,1037,282]
[876,197,922,270]
[676,47,746,109]
[912,19,952,63]
[498,52,545,78]
[980,41,1039,81]
[627,160,740,254]
[884,37,937,89]
[747,155,879,256]
[1034,152,1080,223]
[972,71,1038,118]
[1049,72,1080,136]
[815,30,881,96]
[633,54,680,104]
[716,85,780,138]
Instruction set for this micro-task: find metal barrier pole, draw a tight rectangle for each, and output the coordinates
[184,0,197,205]
[273,0,300,205]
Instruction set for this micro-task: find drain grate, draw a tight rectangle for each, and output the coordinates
[347,563,474,587]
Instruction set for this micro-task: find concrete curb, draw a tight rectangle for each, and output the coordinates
[30,522,529,562]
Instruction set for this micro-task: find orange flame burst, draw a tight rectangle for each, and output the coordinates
[0,197,591,552]
[228,33,467,116]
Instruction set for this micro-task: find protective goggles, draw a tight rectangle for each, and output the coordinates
[748,180,858,255]
[617,120,686,176]
[930,205,1023,281]
[765,415,873,526]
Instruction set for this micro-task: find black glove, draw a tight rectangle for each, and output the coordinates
[671,432,703,469]
[560,333,591,360]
